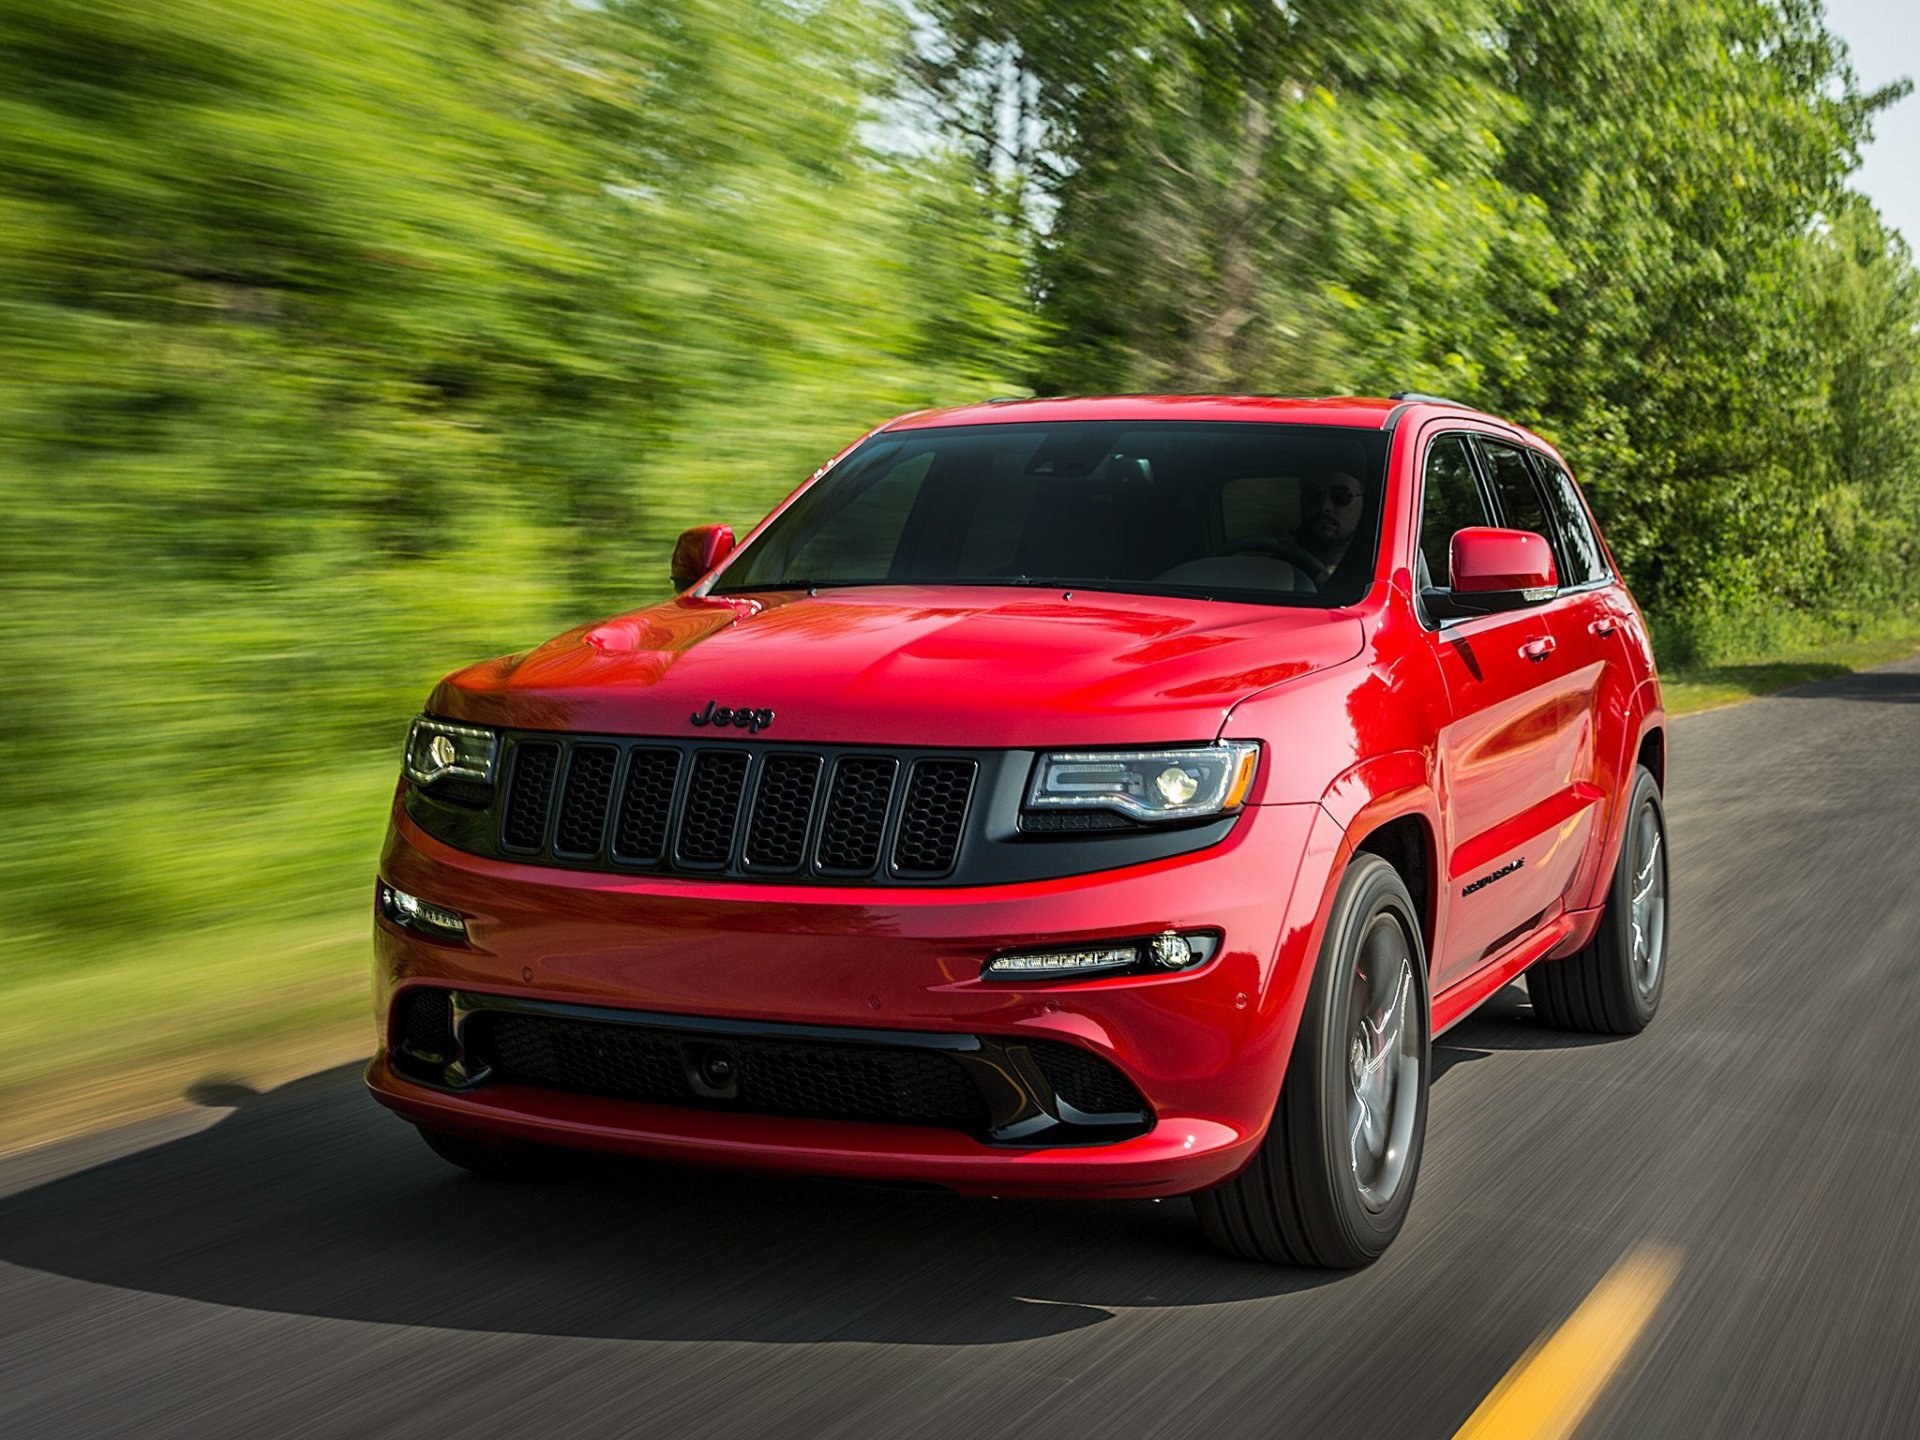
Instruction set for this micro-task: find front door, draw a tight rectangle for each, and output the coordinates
[1415,430,1591,990]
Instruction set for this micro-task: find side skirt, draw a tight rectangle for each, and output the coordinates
[1431,913,1578,1036]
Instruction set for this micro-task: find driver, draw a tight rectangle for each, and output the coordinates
[1294,466,1364,584]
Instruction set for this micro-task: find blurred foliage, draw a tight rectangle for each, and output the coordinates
[1,0,1918,978]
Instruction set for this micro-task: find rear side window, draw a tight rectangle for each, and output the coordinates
[1535,457,1608,585]
[1417,434,1489,590]
[1478,441,1552,543]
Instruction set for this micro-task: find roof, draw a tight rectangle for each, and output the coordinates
[882,395,1410,432]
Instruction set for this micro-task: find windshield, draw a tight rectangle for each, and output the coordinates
[715,421,1388,607]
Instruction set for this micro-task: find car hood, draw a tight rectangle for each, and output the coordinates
[428,585,1364,748]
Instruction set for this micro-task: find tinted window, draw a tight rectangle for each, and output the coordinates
[1417,434,1489,589]
[1479,441,1552,543]
[1536,457,1608,585]
[719,423,1390,607]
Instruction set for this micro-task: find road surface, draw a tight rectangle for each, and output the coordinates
[5,658,1919,1438]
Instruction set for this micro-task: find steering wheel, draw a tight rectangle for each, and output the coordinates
[1227,534,1327,582]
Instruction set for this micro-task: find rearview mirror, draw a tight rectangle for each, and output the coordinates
[1449,527,1557,610]
[671,524,735,591]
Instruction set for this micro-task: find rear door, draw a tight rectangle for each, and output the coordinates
[1417,430,1585,990]
[1524,449,1642,905]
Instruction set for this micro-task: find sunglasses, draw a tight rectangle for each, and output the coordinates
[1308,485,1360,506]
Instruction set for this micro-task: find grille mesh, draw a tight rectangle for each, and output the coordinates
[394,989,455,1062]
[611,747,681,863]
[676,751,752,865]
[817,757,896,874]
[553,744,618,856]
[743,754,821,870]
[476,1013,990,1132]
[501,742,560,850]
[1028,1040,1148,1115]
[892,759,977,874]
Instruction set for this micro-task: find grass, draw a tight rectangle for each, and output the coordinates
[1661,619,1920,715]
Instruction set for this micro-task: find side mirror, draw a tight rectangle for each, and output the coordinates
[671,524,735,591]
[1449,527,1557,609]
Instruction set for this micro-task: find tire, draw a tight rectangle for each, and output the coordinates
[1528,765,1668,1036]
[1196,853,1431,1267]
[415,1125,558,1181]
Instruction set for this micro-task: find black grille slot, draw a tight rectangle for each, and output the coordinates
[501,741,560,851]
[816,757,897,874]
[743,754,821,871]
[553,744,618,857]
[484,1013,687,1104]
[1027,1040,1148,1116]
[675,751,752,866]
[394,989,454,1063]
[475,1014,989,1133]
[735,1040,987,1129]
[892,759,977,874]
[611,747,681,863]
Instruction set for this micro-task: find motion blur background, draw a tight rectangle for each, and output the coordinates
[1,0,1916,1144]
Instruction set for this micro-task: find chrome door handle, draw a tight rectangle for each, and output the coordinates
[1522,636,1555,662]
[1589,617,1618,638]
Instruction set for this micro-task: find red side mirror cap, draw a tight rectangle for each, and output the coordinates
[671,524,736,591]
[1450,527,1557,598]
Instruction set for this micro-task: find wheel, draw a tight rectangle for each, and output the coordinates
[1528,765,1668,1035]
[1196,853,1430,1267]
[415,1124,558,1181]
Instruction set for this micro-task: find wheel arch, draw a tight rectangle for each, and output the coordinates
[1318,749,1443,978]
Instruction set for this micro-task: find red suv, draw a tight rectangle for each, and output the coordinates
[367,395,1667,1267]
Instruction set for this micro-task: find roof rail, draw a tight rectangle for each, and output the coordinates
[1388,390,1476,408]
[980,395,1032,405]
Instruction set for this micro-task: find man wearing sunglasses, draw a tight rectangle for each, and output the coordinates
[1293,466,1366,585]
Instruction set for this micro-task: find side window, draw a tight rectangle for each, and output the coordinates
[1535,457,1608,586]
[1478,441,1553,543]
[1418,434,1490,590]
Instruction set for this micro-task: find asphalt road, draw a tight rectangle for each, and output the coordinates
[6,657,1920,1439]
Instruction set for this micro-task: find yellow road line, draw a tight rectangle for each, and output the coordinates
[1453,1246,1682,1440]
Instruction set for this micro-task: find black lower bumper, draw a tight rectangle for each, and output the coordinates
[390,988,1153,1147]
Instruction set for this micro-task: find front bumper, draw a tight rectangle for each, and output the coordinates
[366,792,1340,1199]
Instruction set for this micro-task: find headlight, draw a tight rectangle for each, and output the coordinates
[1025,743,1259,824]
[403,716,499,788]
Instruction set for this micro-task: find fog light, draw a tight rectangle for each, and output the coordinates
[1149,931,1193,968]
[377,880,468,942]
[981,931,1218,982]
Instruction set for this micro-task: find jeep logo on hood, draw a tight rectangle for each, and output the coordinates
[690,700,774,733]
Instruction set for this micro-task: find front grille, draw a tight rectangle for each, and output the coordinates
[612,748,681,863]
[893,759,977,875]
[817,757,896,874]
[488,735,978,882]
[676,751,752,866]
[743,754,821,871]
[501,742,560,851]
[476,1012,991,1133]
[553,744,618,857]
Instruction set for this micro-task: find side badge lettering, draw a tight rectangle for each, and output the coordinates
[1461,857,1525,897]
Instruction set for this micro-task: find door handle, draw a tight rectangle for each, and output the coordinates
[1521,636,1555,663]
[1589,617,1618,638]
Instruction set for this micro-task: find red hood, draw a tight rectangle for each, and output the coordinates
[428,586,1364,747]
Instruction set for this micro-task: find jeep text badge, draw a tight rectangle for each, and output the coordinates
[690,700,774,733]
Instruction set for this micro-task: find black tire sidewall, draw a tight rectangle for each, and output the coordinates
[1604,766,1668,1027]
[1288,853,1431,1260]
